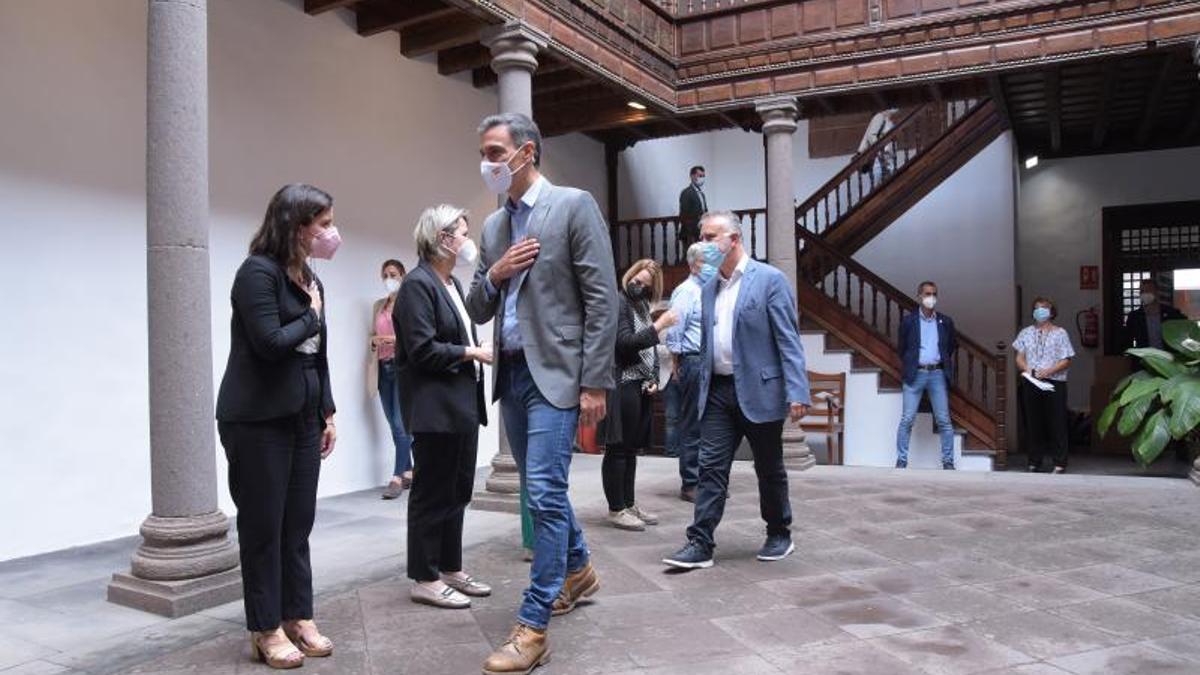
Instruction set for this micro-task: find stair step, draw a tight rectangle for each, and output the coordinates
[850,367,881,374]
[800,330,826,336]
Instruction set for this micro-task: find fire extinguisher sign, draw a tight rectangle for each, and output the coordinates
[1080,265,1099,290]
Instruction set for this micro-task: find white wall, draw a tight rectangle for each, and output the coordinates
[1018,146,1200,409]
[0,0,605,561]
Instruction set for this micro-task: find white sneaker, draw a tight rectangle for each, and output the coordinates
[608,509,645,531]
[627,504,658,525]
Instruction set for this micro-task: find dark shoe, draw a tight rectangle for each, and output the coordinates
[482,624,549,675]
[551,563,600,616]
[679,487,696,503]
[1027,464,1040,473]
[895,459,907,469]
[757,534,795,562]
[662,541,713,569]
[942,462,955,470]
[381,481,404,500]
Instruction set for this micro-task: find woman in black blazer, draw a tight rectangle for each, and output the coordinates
[216,184,340,669]
[394,205,493,609]
[598,259,677,531]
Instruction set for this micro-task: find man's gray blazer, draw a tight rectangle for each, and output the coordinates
[466,180,618,410]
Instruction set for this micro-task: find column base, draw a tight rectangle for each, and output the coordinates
[1190,457,1200,486]
[470,490,521,514]
[108,567,242,618]
[782,428,816,472]
[472,450,522,513]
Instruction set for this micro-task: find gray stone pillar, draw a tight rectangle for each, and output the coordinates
[1192,39,1199,487]
[108,0,241,616]
[757,97,816,471]
[472,23,548,514]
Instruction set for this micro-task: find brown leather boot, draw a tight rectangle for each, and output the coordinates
[551,562,599,616]
[481,623,549,675]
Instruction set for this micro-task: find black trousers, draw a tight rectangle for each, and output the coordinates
[687,376,792,552]
[218,363,322,631]
[602,381,652,512]
[407,431,479,581]
[1021,379,1069,468]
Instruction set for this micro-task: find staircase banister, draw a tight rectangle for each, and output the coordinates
[796,226,1001,369]
[793,104,928,217]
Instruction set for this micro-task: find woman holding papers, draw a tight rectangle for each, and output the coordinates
[1013,297,1075,474]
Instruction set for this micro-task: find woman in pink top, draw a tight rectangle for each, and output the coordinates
[369,259,414,499]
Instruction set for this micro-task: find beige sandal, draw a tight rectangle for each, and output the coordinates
[250,629,304,669]
[282,619,334,657]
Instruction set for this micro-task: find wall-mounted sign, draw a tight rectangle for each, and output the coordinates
[1080,265,1099,290]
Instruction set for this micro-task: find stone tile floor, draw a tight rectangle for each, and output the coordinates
[2,456,1200,674]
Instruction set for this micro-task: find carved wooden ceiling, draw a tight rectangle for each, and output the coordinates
[304,0,1200,157]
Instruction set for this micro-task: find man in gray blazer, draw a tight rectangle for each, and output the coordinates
[663,210,811,571]
[466,113,617,675]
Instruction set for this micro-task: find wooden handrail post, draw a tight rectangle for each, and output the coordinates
[994,341,1008,470]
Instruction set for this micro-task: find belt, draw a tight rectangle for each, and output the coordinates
[917,363,942,371]
[500,349,526,363]
[674,351,701,357]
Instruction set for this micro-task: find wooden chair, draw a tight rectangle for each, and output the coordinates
[801,371,846,465]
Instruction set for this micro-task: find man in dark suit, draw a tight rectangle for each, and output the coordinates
[677,165,707,249]
[1123,279,1186,351]
[895,281,958,470]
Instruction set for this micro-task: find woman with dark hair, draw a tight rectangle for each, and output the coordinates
[395,205,493,608]
[369,258,414,499]
[598,259,677,531]
[1013,296,1075,474]
[216,184,340,669]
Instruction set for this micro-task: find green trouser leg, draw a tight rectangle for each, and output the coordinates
[520,484,534,550]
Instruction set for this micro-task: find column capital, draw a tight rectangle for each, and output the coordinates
[482,22,549,75]
[755,96,800,135]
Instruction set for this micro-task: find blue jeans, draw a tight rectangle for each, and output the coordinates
[663,378,680,458]
[686,376,791,552]
[498,357,589,630]
[674,354,702,490]
[377,360,413,476]
[896,369,955,464]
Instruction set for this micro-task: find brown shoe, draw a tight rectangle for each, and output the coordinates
[551,563,599,616]
[482,623,549,675]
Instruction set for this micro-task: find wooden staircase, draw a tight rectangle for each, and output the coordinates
[797,98,1008,260]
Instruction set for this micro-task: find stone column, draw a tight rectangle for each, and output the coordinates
[108,0,241,616]
[1193,39,1199,487]
[472,23,548,513]
[757,97,816,471]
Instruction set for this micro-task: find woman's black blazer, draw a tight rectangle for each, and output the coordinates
[392,262,487,434]
[216,255,336,423]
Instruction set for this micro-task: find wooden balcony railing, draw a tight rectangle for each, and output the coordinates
[795,99,983,239]
[796,227,1007,459]
[610,207,767,270]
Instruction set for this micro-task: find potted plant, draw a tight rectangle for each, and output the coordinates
[1097,319,1200,466]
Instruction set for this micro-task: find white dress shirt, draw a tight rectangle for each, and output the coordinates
[712,254,749,376]
[445,278,481,380]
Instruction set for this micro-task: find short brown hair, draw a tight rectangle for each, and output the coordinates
[1032,296,1057,319]
[381,259,405,276]
[622,259,663,304]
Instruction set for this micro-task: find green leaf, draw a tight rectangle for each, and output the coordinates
[1133,409,1171,467]
[1159,374,1200,404]
[1119,374,1166,406]
[1127,348,1188,378]
[1111,372,1139,399]
[1162,320,1200,356]
[1169,394,1200,440]
[1117,395,1155,437]
[1097,399,1122,438]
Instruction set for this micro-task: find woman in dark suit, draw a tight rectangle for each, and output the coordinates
[216,184,339,669]
[394,205,493,609]
[598,259,677,531]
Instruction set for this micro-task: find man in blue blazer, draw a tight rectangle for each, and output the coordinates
[663,210,811,570]
[895,281,958,469]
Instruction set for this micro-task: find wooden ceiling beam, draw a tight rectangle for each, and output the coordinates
[537,100,660,136]
[1136,53,1177,146]
[400,15,482,58]
[472,66,496,88]
[305,0,360,15]
[438,43,490,76]
[1046,68,1062,154]
[356,0,453,37]
[1091,60,1116,149]
[531,69,595,95]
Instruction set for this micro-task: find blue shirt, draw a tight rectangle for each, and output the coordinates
[483,177,546,350]
[918,311,941,366]
[666,275,703,354]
